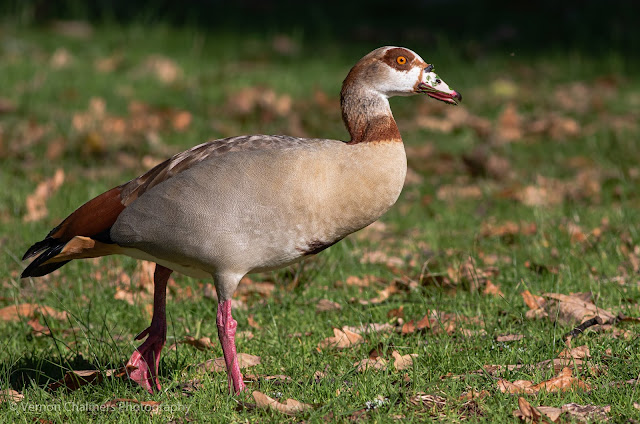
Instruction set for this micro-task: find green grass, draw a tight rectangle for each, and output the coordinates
[1,23,640,422]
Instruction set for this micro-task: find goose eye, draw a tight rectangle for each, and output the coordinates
[396,56,407,65]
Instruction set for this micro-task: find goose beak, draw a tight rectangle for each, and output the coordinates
[416,69,461,105]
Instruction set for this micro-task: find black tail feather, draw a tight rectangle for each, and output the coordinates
[21,241,68,278]
[22,237,56,260]
[21,260,70,278]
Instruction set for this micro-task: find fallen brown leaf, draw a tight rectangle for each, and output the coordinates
[342,322,395,335]
[436,184,483,202]
[407,392,447,409]
[496,334,524,342]
[318,327,363,350]
[521,290,546,310]
[354,357,388,372]
[196,353,261,373]
[180,335,214,351]
[0,303,68,322]
[513,397,566,423]
[23,169,65,222]
[459,389,490,401]
[27,318,52,336]
[513,397,542,422]
[247,314,261,329]
[252,390,311,415]
[49,370,102,391]
[558,345,590,359]
[543,292,617,326]
[387,305,404,319]
[562,403,611,422]
[392,351,417,371]
[498,367,591,394]
[141,55,182,84]
[360,251,404,270]
[483,281,504,297]
[480,220,537,239]
[316,299,342,312]
[344,275,375,288]
[0,389,23,403]
[495,102,522,143]
[401,320,415,335]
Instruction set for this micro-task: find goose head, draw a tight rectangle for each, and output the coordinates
[343,46,462,105]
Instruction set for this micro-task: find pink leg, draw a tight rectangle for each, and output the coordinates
[127,264,172,393]
[217,299,245,394]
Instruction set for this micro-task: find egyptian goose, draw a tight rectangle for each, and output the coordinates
[21,46,461,394]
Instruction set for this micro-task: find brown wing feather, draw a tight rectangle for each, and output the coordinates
[48,186,125,242]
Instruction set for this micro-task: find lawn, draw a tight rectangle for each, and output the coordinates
[1,20,639,423]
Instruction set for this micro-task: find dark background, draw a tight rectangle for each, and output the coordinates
[2,0,638,56]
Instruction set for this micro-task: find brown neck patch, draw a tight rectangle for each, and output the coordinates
[345,115,401,144]
[341,62,402,144]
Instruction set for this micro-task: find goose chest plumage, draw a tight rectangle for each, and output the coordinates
[21,46,461,394]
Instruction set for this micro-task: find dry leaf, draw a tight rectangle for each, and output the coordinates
[561,403,611,422]
[238,330,254,340]
[49,370,102,391]
[495,102,522,143]
[316,299,342,312]
[360,251,404,269]
[481,220,537,239]
[496,334,524,342]
[252,390,311,415]
[142,55,182,84]
[401,320,415,335]
[392,351,417,370]
[408,393,447,409]
[247,314,261,329]
[343,275,377,287]
[0,303,68,322]
[342,323,394,335]
[196,353,261,373]
[387,305,404,319]
[498,367,591,394]
[513,397,542,422]
[513,397,564,423]
[23,169,65,222]
[358,282,398,304]
[558,345,590,359]
[437,184,483,202]
[0,389,23,403]
[459,390,490,401]
[354,357,388,372]
[542,292,617,326]
[521,290,546,310]
[171,110,192,131]
[318,327,363,350]
[27,318,51,336]
[50,48,73,69]
[483,281,504,297]
[497,379,535,395]
[181,335,214,351]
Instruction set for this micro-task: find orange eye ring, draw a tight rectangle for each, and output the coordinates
[396,56,407,65]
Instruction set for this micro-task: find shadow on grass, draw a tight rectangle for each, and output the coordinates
[3,331,185,392]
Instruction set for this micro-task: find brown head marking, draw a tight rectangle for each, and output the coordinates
[381,47,418,72]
